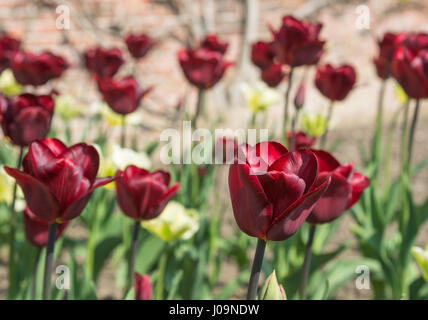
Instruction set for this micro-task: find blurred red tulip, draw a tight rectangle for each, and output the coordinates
[0,34,20,73]
[315,64,356,101]
[23,207,69,248]
[306,150,370,224]
[0,93,54,146]
[251,41,275,69]
[97,76,151,115]
[201,34,228,54]
[115,165,180,220]
[84,47,124,78]
[294,82,306,110]
[178,48,233,89]
[214,136,238,164]
[287,131,316,150]
[134,272,152,300]
[269,15,325,67]
[11,51,68,86]
[125,33,156,59]
[374,32,408,80]
[261,63,286,88]
[228,141,330,241]
[4,138,114,222]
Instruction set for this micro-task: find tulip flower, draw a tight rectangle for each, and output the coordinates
[259,270,286,300]
[178,48,233,89]
[0,69,22,97]
[269,15,325,67]
[251,41,275,69]
[0,93,55,146]
[84,47,124,78]
[23,207,69,248]
[261,63,286,88]
[287,131,316,150]
[300,113,327,138]
[228,141,329,241]
[240,81,280,114]
[125,33,156,59]
[306,150,370,224]
[374,32,407,80]
[4,138,114,222]
[412,246,428,282]
[201,34,228,54]
[97,76,151,115]
[134,272,152,300]
[0,34,20,73]
[315,64,356,101]
[11,51,68,86]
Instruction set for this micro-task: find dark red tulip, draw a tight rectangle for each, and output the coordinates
[261,63,285,88]
[125,33,156,59]
[306,150,370,224]
[97,76,151,115]
[251,41,275,69]
[214,136,238,164]
[201,34,228,54]
[0,34,20,73]
[23,206,69,248]
[391,44,428,99]
[228,141,330,241]
[178,48,233,89]
[11,51,68,86]
[0,93,54,146]
[134,272,152,300]
[315,64,356,101]
[373,32,408,80]
[4,138,114,222]
[84,47,124,78]
[294,82,305,110]
[287,131,316,150]
[269,15,325,67]
[115,165,180,221]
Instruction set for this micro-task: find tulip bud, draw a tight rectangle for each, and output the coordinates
[412,246,428,282]
[259,270,286,300]
[134,272,152,300]
[294,82,305,110]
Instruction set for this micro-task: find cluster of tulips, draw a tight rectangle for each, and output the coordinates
[0,12,428,301]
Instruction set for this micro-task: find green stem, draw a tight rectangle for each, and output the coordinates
[7,146,24,299]
[156,248,168,300]
[372,80,386,162]
[299,225,316,300]
[121,115,126,148]
[43,222,57,300]
[407,99,420,167]
[282,68,294,145]
[31,248,42,300]
[289,109,300,151]
[127,221,140,291]
[400,99,410,172]
[246,238,267,300]
[320,101,334,149]
[192,88,205,128]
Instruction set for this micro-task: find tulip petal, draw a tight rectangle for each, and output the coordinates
[311,149,340,173]
[228,163,273,239]
[28,139,62,181]
[144,182,180,220]
[62,143,100,183]
[346,172,370,209]
[116,171,140,219]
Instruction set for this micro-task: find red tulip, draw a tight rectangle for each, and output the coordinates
[97,76,151,115]
[294,82,306,110]
[178,48,233,89]
[11,51,68,86]
[228,141,330,241]
[0,93,54,146]
[134,272,152,300]
[4,138,114,222]
[84,47,124,78]
[201,34,228,54]
[125,33,156,59]
[260,63,286,88]
[23,206,69,248]
[214,136,238,164]
[374,32,407,80]
[391,43,428,99]
[315,64,356,101]
[287,131,316,150]
[306,150,370,224]
[269,15,325,67]
[251,41,275,70]
[115,165,180,220]
[0,34,20,73]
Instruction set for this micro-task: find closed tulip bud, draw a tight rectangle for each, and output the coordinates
[294,82,305,110]
[306,150,370,224]
[125,33,156,59]
[259,270,286,300]
[315,64,356,101]
[201,34,228,54]
[0,34,20,73]
[0,93,55,146]
[84,47,124,78]
[11,51,68,86]
[228,141,330,241]
[287,131,316,150]
[374,32,407,80]
[134,272,152,300]
[411,246,428,282]
[4,138,115,222]
[115,166,180,221]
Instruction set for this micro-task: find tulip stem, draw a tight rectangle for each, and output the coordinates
[372,80,386,162]
[300,224,316,300]
[156,248,168,300]
[400,99,410,172]
[320,101,334,149]
[127,220,140,291]
[289,109,300,151]
[121,115,126,148]
[43,222,57,300]
[7,146,24,299]
[192,88,204,128]
[246,238,266,300]
[407,99,420,167]
[282,68,294,145]
[31,248,42,300]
